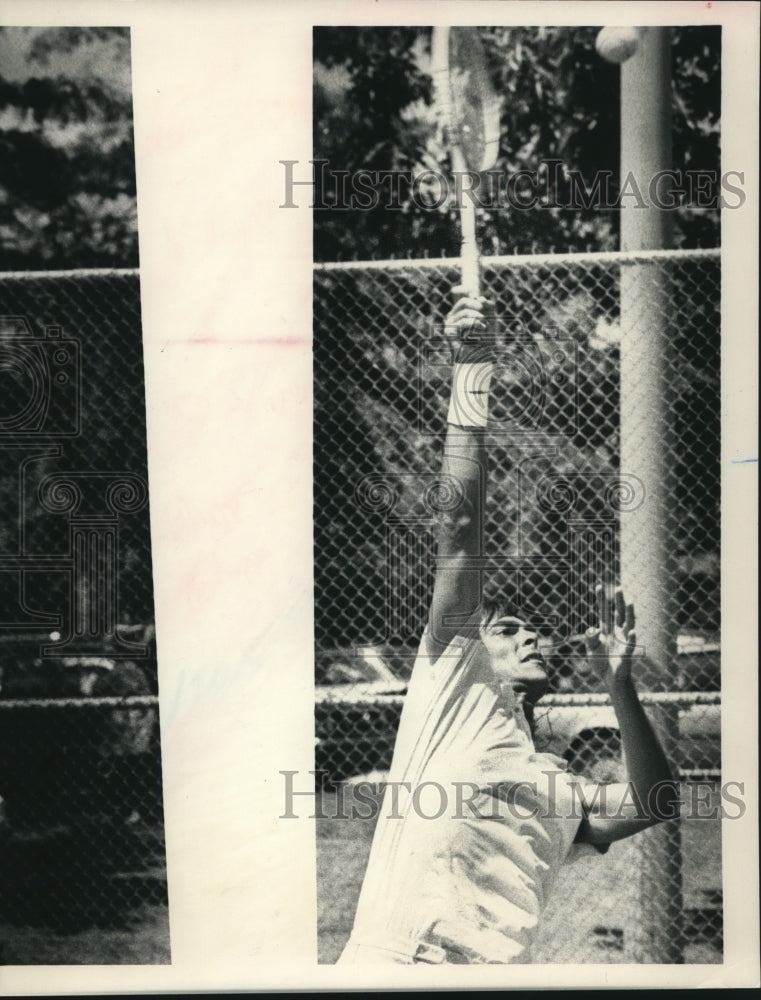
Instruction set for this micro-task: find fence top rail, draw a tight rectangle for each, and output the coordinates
[0,267,139,281]
[0,695,158,709]
[314,246,720,273]
[315,687,720,707]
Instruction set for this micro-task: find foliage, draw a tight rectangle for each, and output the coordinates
[313,26,721,262]
[0,27,137,269]
[0,25,721,269]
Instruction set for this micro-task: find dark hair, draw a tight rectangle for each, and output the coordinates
[477,595,524,626]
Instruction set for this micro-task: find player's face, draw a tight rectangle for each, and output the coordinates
[480,615,548,700]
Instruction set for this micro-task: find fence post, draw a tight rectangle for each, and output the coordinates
[622,704,683,963]
[619,26,683,962]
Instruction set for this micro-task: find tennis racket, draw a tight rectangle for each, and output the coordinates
[431,26,501,297]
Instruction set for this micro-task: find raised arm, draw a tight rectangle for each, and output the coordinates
[575,585,678,845]
[425,293,495,658]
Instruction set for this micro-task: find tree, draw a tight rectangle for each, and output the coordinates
[0,27,137,270]
[312,27,722,659]
[313,26,721,262]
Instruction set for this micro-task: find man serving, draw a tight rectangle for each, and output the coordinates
[337,291,676,965]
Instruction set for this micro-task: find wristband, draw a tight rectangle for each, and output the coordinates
[447,362,494,428]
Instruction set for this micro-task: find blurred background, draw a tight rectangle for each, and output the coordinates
[0,26,137,270]
[312,25,722,966]
[1,27,167,965]
[313,25,720,262]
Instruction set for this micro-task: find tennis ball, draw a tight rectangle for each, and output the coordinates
[595,26,641,64]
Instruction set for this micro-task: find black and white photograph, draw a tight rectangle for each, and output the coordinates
[311,16,746,971]
[2,0,758,993]
[0,25,169,965]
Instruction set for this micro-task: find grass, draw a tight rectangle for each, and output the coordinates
[316,783,723,965]
[0,904,170,965]
[0,821,170,965]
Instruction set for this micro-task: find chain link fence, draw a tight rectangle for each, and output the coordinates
[313,248,722,964]
[0,270,167,963]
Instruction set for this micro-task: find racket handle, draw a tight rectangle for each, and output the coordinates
[451,143,480,297]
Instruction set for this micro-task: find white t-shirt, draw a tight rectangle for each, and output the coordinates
[340,623,603,964]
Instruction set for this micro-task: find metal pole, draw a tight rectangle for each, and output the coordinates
[620,25,673,671]
[618,26,683,964]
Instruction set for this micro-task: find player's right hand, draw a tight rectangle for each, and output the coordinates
[444,288,493,340]
[444,289,497,368]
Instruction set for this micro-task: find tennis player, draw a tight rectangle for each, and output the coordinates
[336,291,676,965]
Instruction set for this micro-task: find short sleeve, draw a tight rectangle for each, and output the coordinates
[569,779,612,858]
[386,619,488,785]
